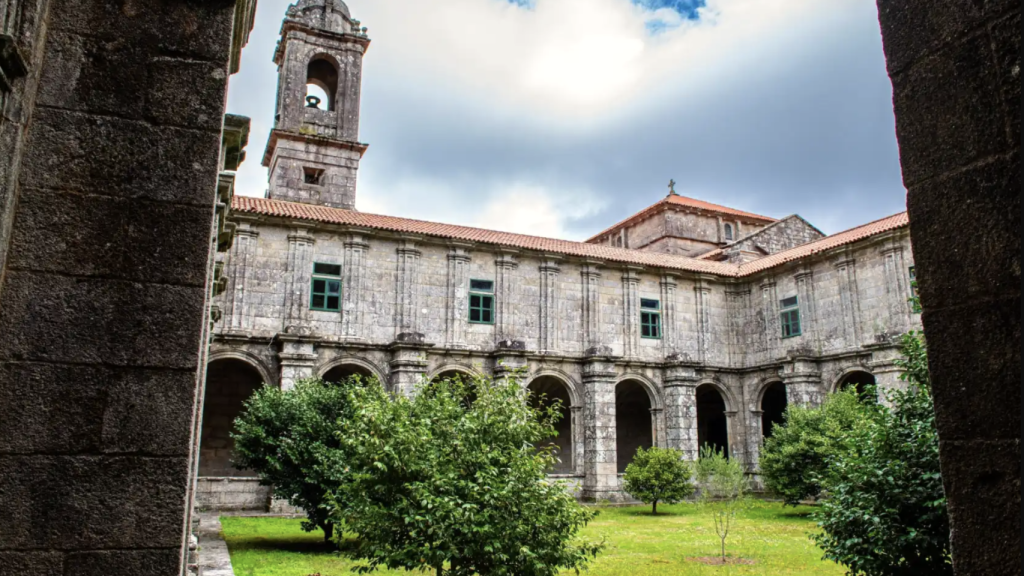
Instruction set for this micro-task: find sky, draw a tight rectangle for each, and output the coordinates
[226,0,907,240]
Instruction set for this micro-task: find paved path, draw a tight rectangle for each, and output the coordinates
[197,513,235,576]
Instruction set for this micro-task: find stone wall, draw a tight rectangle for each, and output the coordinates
[875,1,1020,573]
[719,215,825,262]
[0,1,253,573]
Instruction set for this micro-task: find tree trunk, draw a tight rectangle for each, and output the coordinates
[320,521,334,542]
[435,564,444,575]
[652,500,658,515]
[721,536,726,561]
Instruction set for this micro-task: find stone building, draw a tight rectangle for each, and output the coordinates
[197,0,920,509]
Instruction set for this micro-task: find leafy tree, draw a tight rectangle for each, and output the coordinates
[333,371,603,576]
[758,389,865,506]
[812,331,952,576]
[621,446,695,514]
[696,445,749,562]
[231,376,370,541]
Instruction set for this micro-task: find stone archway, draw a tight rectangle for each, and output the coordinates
[527,375,575,474]
[199,358,266,477]
[322,362,376,385]
[760,381,787,439]
[696,384,729,458]
[837,370,876,401]
[615,379,654,473]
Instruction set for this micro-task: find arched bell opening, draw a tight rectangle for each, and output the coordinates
[760,381,788,439]
[615,379,654,473]
[696,384,729,458]
[199,358,266,477]
[527,375,574,474]
[305,57,339,111]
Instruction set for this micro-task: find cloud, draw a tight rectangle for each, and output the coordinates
[227,0,905,240]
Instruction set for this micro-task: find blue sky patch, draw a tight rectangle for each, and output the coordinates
[633,0,705,20]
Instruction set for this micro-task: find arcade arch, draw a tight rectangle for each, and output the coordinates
[696,383,729,458]
[615,378,656,473]
[527,375,575,474]
[836,369,877,401]
[199,357,267,477]
[760,381,788,439]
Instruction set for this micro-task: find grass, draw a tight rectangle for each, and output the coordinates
[221,501,845,576]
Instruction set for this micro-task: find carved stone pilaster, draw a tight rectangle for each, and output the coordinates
[834,257,860,348]
[283,225,315,334]
[538,258,561,354]
[725,287,751,367]
[277,335,317,390]
[694,280,712,364]
[389,342,431,398]
[581,358,618,501]
[621,268,640,358]
[781,357,824,408]
[660,274,678,355]
[881,245,911,333]
[663,363,699,460]
[570,405,585,476]
[795,270,817,349]
[395,238,422,339]
[494,251,519,344]
[340,234,369,340]
[760,279,778,359]
[580,262,602,351]
[444,244,472,348]
[225,226,259,333]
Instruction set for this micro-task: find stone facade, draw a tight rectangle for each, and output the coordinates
[198,0,922,508]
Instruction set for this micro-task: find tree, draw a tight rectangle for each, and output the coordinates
[695,445,749,562]
[812,331,952,576]
[758,389,865,506]
[621,446,695,514]
[333,371,603,576]
[231,376,369,541]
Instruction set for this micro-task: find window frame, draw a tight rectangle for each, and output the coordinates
[468,279,495,325]
[909,265,917,297]
[310,262,342,312]
[724,222,734,241]
[779,295,801,338]
[640,298,662,339]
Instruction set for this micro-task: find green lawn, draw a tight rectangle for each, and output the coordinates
[221,501,844,576]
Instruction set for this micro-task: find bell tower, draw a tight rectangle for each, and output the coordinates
[263,0,370,209]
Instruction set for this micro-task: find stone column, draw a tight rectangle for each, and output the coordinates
[724,410,741,461]
[782,357,824,408]
[395,238,422,339]
[649,407,667,448]
[570,405,584,476]
[795,269,818,349]
[340,233,369,340]
[277,336,317,391]
[881,245,911,333]
[660,273,678,355]
[580,262,602,352]
[538,258,561,354]
[759,278,778,360]
[283,225,315,334]
[663,364,699,460]
[621,268,640,358]
[834,257,861,348]
[389,344,430,398]
[694,281,712,364]
[444,243,472,348]
[747,409,764,472]
[581,357,618,501]
[494,251,519,344]
[225,225,259,333]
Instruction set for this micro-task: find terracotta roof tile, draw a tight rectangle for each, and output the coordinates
[585,194,777,242]
[232,196,740,276]
[231,197,908,279]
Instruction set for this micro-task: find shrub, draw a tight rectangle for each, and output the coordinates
[696,445,749,562]
[231,376,369,540]
[759,388,865,506]
[812,331,952,576]
[334,371,603,576]
[622,446,695,514]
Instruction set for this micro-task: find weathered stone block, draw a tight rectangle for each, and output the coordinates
[64,549,181,576]
[0,551,63,576]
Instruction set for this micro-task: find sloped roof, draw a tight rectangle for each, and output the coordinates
[696,214,825,261]
[230,196,908,279]
[585,193,777,243]
[232,196,738,276]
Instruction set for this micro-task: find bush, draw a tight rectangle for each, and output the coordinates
[696,445,749,562]
[334,371,603,576]
[812,331,952,576]
[231,376,369,540]
[759,388,865,506]
[622,446,695,514]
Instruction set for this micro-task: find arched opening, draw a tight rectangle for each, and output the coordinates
[527,376,574,474]
[724,223,734,241]
[696,384,729,458]
[199,358,266,477]
[322,362,377,385]
[427,369,478,406]
[616,379,653,473]
[306,57,338,111]
[760,381,787,439]
[838,370,877,402]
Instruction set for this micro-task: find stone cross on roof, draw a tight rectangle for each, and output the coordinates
[668,179,677,195]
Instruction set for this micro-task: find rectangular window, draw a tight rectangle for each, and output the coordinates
[780,296,801,338]
[640,298,661,339]
[303,166,325,185]
[909,266,917,297]
[469,279,494,324]
[310,262,341,311]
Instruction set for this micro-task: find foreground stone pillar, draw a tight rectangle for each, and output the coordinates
[781,357,823,408]
[388,343,430,398]
[662,364,698,461]
[581,355,617,501]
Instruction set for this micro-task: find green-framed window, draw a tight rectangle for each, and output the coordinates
[310,262,342,312]
[780,295,801,338]
[469,279,494,324]
[640,298,661,339]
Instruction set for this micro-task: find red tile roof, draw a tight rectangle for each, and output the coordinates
[231,196,739,275]
[584,193,777,243]
[230,196,908,278]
